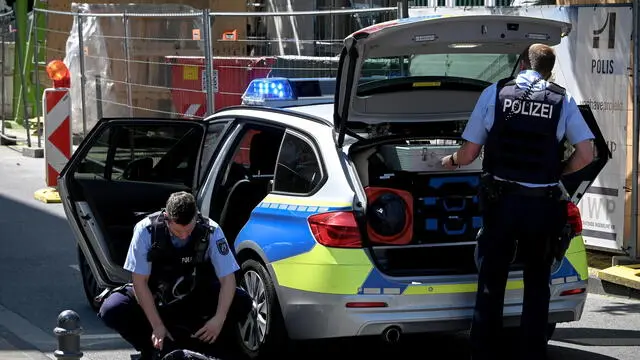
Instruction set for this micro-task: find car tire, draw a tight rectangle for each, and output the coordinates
[235,259,287,359]
[77,246,104,312]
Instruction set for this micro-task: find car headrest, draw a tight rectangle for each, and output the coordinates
[249,131,282,175]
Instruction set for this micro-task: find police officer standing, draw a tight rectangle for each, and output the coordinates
[440,44,595,360]
[98,191,251,360]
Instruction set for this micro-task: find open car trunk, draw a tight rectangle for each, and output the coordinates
[334,15,610,277]
[352,138,484,276]
[348,105,609,277]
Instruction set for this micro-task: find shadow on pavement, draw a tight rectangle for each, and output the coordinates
[592,301,640,316]
[0,194,133,353]
[553,327,640,347]
[547,345,620,360]
[276,332,620,360]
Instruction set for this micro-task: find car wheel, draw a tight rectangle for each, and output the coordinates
[236,259,287,359]
[77,246,104,312]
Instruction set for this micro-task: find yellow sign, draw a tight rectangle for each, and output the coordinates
[183,66,199,81]
[412,81,441,87]
[192,29,201,41]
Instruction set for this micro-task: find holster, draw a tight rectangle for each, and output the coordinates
[94,283,131,305]
[553,223,574,262]
[478,173,501,212]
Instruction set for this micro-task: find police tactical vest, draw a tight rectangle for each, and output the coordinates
[482,77,566,184]
[145,210,215,306]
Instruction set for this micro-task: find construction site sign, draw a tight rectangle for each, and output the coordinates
[571,6,632,251]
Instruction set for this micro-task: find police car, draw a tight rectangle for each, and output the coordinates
[59,14,610,359]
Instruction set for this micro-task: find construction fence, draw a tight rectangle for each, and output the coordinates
[0,9,15,146]
[30,4,399,141]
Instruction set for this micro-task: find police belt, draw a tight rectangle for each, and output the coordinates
[491,178,561,199]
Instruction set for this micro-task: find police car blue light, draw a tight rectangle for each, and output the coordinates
[243,78,295,103]
[241,77,337,107]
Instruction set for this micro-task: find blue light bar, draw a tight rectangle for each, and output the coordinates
[242,78,295,104]
[241,76,392,108]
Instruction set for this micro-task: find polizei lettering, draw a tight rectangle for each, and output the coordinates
[502,99,554,119]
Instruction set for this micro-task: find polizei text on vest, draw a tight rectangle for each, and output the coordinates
[502,99,555,119]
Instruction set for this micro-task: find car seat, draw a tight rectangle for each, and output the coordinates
[219,130,282,243]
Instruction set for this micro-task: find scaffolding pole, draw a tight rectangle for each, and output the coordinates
[631,0,639,260]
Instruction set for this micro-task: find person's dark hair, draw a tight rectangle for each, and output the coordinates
[165,191,197,225]
[528,43,555,78]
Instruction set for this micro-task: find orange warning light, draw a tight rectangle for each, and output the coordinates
[46,60,71,88]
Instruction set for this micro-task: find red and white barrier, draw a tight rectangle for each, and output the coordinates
[182,103,205,119]
[43,88,72,187]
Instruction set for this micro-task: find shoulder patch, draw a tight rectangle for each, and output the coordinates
[216,238,230,256]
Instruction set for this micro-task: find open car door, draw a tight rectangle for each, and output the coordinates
[562,105,612,204]
[58,118,226,293]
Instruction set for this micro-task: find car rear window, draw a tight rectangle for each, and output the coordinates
[358,53,520,85]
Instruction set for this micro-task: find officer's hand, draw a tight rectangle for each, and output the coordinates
[151,325,174,350]
[441,155,458,170]
[193,315,225,344]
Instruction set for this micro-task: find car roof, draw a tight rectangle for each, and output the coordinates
[285,103,334,123]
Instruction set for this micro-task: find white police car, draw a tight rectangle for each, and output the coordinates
[59,14,610,359]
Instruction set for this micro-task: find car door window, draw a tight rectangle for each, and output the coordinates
[273,132,323,194]
[76,127,112,178]
[107,123,205,186]
[198,122,229,186]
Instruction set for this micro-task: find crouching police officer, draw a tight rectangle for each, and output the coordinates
[97,191,251,360]
[441,44,595,360]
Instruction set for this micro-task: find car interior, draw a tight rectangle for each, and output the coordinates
[348,105,607,278]
[69,123,206,267]
[209,125,286,246]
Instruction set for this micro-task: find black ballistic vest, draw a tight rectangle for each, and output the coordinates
[145,211,215,306]
[482,77,566,184]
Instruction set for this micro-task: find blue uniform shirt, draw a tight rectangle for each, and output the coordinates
[461,70,595,187]
[124,216,240,279]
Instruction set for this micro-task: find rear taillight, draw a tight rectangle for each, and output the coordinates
[308,211,362,248]
[346,302,388,308]
[567,202,583,234]
[560,288,586,296]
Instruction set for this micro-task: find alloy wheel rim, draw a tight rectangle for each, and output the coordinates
[238,270,268,351]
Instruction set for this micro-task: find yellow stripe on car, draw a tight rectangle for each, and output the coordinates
[271,245,373,295]
[403,280,524,295]
[564,235,588,281]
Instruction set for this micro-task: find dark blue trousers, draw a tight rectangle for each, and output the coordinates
[98,283,251,359]
[470,190,566,360]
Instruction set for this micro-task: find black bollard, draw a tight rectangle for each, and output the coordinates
[54,310,84,360]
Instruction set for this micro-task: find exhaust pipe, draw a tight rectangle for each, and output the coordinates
[382,326,402,344]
